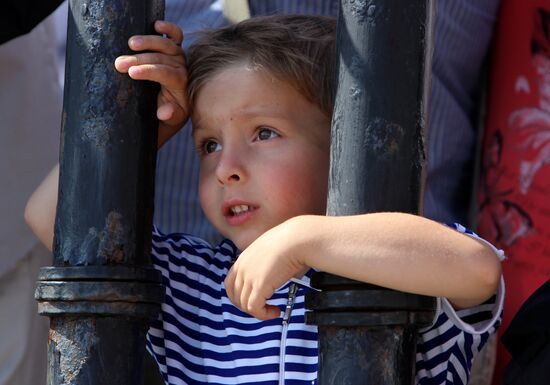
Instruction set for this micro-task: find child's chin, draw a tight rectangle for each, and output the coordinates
[234,240,251,252]
[232,235,256,252]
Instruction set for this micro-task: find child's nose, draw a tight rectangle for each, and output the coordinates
[215,148,247,185]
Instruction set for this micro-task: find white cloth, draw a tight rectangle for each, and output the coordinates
[0,14,61,276]
[0,244,51,385]
[0,12,61,385]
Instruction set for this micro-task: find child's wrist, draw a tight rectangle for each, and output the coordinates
[283,215,321,269]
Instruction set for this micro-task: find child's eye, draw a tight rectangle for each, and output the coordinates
[202,139,222,154]
[256,127,280,141]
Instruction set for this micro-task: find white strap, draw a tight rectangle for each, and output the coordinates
[223,0,251,23]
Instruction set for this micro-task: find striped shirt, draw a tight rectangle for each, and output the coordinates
[147,223,504,385]
[154,0,501,243]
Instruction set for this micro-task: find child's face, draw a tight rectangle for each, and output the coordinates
[192,64,331,250]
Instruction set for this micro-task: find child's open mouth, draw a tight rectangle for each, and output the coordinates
[230,205,253,216]
[222,202,258,225]
[225,204,258,226]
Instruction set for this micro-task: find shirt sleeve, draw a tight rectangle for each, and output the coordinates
[147,225,237,382]
[148,225,212,382]
[414,223,505,385]
[147,225,188,382]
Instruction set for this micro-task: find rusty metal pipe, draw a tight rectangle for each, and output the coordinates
[35,1,164,384]
[306,1,436,384]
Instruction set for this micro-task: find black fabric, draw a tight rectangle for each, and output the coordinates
[502,279,550,385]
[0,0,64,44]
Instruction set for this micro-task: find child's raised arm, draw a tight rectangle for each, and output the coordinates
[224,213,503,320]
[25,21,189,251]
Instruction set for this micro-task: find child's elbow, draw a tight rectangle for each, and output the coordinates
[24,196,38,233]
[24,195,53,252]
[473,243,502,302]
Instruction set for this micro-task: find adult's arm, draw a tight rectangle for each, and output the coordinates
[0,0,64,44]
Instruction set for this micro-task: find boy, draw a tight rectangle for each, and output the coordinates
[26,15,504,385]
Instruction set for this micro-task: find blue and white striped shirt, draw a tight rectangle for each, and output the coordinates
[147,224,504,385]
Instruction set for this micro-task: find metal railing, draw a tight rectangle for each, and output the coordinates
[35,1,164,384]
[306,1,436,384]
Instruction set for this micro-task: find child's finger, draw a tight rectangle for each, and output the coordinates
[239,283,253,314]
[224,277,235,302]
[252,304,280,321]
[127,64,186,90]
[264,305,281,320]
[115,53,183,73]
[128,34,182,56]
[247,291,279,320]
[157,91,189,127]
[154,20,184,46]
[157,103,175,121]
[225,270,244,310]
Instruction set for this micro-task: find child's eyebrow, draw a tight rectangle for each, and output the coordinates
[192,106,291,135]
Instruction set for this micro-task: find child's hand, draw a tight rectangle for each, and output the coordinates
[224,221,309,320]
[114,20,188,148]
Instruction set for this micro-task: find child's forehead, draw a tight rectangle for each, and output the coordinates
[204,62,283,91]
[191,62,330,140]
[190,65,326,132]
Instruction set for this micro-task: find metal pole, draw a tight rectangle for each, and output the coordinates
[35,1,165,384]
[306,1,436,384]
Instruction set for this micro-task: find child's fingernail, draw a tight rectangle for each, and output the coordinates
[116,56,133,68]
[129,37,142,48]
[156,20,165,28]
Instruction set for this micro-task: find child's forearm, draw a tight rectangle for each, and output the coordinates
[288,213,501,309]
[24,164,58,252]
